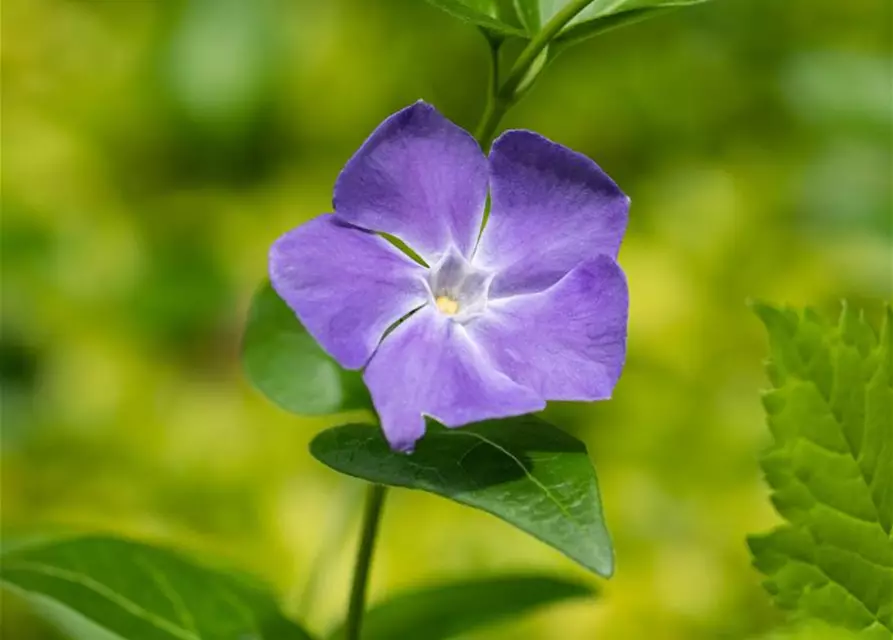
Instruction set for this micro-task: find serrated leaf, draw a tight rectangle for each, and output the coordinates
[310,416,613,577]
[762,623,863,640]
[0,536,314,640]
[422,0,527,36]
[749,303,893,638]
[242,281,371,416]
[326,574,594,640]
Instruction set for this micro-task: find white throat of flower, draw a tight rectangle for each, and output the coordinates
[427,247,492,322]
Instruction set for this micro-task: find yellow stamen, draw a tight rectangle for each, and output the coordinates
[436,296,459,315]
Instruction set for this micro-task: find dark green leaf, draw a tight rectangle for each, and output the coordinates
[422,0,527,36]
[326,574,594,640]
[242,280,371,415]
[311,416,614,577]
[0,536,314,640]
[749,303,893,638]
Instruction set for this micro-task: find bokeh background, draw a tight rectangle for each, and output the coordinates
[2,0,891,638]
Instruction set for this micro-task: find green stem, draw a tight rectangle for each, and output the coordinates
[474,35,505,148]
[501,0,593,97]
[474,0,597,148]
[344,484,388,640]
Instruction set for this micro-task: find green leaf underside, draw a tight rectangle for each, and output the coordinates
[326,574,594,640]
[553,7,673,47]
[749,303,893,638]
[242,281,370,416]
[424,0,709,39]
[557,0,709,27]
[0,536,313,640]
[552,0,711,47]
[310,416,614,577]
[421,0,527,36]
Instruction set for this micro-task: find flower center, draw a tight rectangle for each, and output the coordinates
[428,247,492,322]
[435,296,459,315]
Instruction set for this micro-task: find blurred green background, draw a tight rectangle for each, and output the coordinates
[2,0,890,638]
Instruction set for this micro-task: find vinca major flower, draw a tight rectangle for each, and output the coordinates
[270,102,629,452]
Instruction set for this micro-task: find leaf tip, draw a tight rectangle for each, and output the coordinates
[588,546,615,579]
[749,300,780,328]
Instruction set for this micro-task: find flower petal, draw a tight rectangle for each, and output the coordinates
[467,256,628,401]
[364,306,545,452]
[333,101,488,264]
[475,130,629,297]
[269,214,429,370]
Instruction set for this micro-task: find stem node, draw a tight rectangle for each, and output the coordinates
[473,0,596,148]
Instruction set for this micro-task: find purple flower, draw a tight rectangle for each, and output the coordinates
[270,102,629,452]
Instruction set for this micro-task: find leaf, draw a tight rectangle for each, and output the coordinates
[421,0,527,37]
[762,623,863,640]
[310,416,614,577]
[553,6,675,47]
[515,45,551,96]
[526,0,711,45]
[0,536,314,640]
[555,0,708,29]
[425,0,709,47]
[326,574,594,640]
[242,280,371,416]
[513,0,542,32]
[749,303,893,638]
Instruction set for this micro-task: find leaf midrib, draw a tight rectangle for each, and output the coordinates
[2,561,201,640]
[784,543,892,633]
[787,358,887,529]
[768,329,893,633]
[446,430,585,526]
[136,556,200,637]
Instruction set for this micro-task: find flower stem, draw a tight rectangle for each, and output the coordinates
[344,483,388,640]
[474,34,506,148]
[474,0,598,149]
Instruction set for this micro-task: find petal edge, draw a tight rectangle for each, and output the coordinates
[334,101,489,264]
[269,215,430,370]
[476,130,629,297]
[467,255,629,401]
[364,306,545,452]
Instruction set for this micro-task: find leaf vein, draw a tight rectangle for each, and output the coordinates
[448,430,582,525]
[785,370,885,526]
[136,556,200,637]
[792,552,891,632]
[3,561,200,640]
[215,583,262,637]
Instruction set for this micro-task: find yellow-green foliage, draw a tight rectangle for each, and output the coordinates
[751,304,892,638]
[2,0,890,638]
